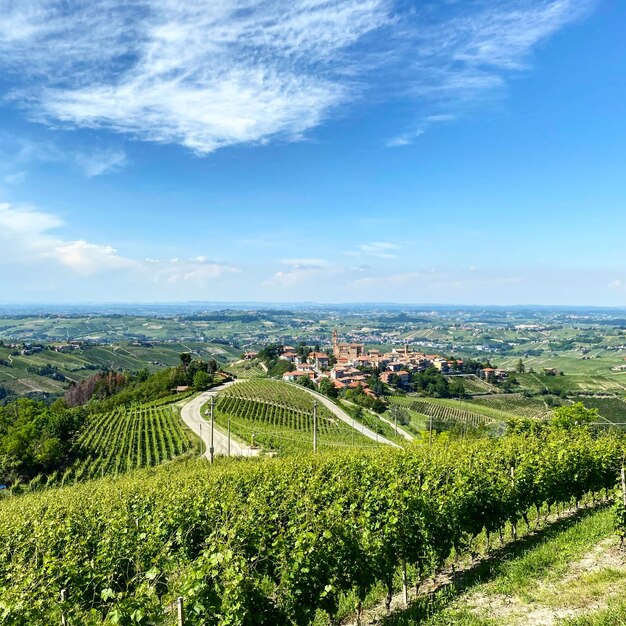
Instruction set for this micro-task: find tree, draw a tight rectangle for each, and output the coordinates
[180,353,192,369]
[551,402,597,429]
[296,376,315,390]
[515,359,525,374]
[319,378,338,398]
[193,371,212,391]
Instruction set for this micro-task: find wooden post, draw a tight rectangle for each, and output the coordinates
[402,558,409,607]
[428,415,433,446]
[209,396,215,464]
[313,400,318,454]
[621,467,626,508]
[177,596,185,626]
[227,416,231,457]
[60,588,67,626]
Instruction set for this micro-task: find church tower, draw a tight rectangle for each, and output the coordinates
[332,328,338,357]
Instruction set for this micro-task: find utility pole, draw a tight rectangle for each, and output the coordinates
[209,395,215,464]
[313,400,318,454]
[199,420,203,456]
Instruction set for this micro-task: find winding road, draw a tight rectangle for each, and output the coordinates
[181,379,401,457]
[180,381,260,458]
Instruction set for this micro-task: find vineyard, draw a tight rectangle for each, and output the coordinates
[469,393,554,418]
[445,374,497,394]
[214,379,378,454]
[580,396,626,426]
[29,402,199,489]
[390,395,495,428]
[0,428,623,625]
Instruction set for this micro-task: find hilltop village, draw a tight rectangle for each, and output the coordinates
[243,330,508,405]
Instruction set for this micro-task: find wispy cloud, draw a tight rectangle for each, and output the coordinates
[3,137,128,177]
[74,149,128,177]
[346,241,401,259]
[1,1,389,154]
[0,200,238,283]
[0,1,593,153]
[3,171,27,185]
[384,0,595,145]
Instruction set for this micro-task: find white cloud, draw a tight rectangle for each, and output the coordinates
[1,0,389,154]
[266,257,351,289]
[0,1,593,153]
[0,200,239,282]
[385,0,595,145]
[3,137,129,177]
[281,258,330,270]
[609,279,623,291]
[143,257,240,284]
[54,240,136,274]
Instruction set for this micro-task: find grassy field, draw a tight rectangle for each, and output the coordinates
[221,358,268,379]
[514,372,626,395]
[390,395,499,429]
[447,375,499,395]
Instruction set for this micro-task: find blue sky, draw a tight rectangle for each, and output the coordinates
[0,0,625,305]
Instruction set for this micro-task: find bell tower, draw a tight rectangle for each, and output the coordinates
[332,328,338,357]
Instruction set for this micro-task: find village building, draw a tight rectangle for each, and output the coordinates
[332,329,364,360]
[282,371,315,382]
[279,351,298,363]
[307,351,330,370]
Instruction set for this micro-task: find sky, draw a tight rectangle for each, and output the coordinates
[0,0,625,306]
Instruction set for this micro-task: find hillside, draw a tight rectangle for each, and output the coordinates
[0,340,236,399]
[213,379,380,454]
[19,399,200,492]
[0,427,622,625]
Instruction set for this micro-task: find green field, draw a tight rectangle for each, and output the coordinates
[213,379,379,454]
[390,395,498,429]
[391,506,626,626]
[514,372,626,395]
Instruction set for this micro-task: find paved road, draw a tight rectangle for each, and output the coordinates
[293,385,401,448]
[181,382,260,459]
